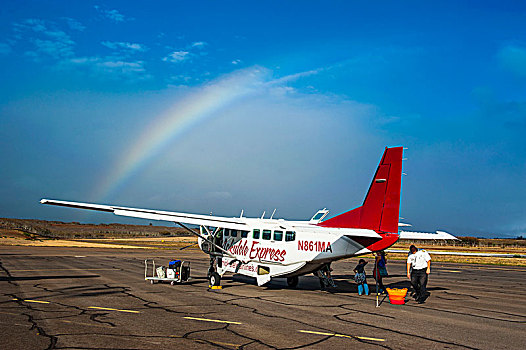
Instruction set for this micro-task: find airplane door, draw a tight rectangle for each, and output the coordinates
[214,228,224,252]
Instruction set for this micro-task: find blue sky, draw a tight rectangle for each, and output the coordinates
[1,1,525,237]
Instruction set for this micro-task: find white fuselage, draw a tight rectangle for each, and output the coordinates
[206,218,380,285]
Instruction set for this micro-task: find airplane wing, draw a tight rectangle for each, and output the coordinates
[40,199,249,231]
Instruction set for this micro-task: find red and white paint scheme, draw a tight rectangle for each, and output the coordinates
[41,146,404,288]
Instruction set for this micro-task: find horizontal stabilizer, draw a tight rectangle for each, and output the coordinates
[399,230,459,240]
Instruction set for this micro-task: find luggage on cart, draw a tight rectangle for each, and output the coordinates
[169,260,182,268]
[181,264,190,281]
[156,266,166,279]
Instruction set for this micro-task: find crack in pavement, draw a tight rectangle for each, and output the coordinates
[1,259,58,349]
[333,313,478,349]
[204,289,388,349]
[8,293,58,350]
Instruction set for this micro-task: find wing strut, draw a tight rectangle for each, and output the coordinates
[176,222,237,259]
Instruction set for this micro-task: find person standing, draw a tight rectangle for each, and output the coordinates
[354,259,369,295]
[407,244,431,303]
[373,251,387,294]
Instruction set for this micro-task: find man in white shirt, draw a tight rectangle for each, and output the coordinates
[406,244,431,303]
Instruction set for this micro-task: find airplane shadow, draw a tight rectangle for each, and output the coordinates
[0,275,100,281]
[332,274,407,279]
[226,274,450,294]
[187,273,450,294]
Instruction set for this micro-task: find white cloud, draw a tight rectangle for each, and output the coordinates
[269,68,322,85]
[232,59,241,65]
[163,51,190,63]
[62,55,150,80]
[206,191,232,200]
[0,43,11,55]
[498,44,526,77]
[191,41,207,48]
[12,19,76,61]
[94,5,132,23]
[32,37,75,59]
[62,17,86,31]
[14,18,47,34]
[101,41,147,52]
[103,66,380,217]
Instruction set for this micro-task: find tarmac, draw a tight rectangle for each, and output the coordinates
[0,246,525,349]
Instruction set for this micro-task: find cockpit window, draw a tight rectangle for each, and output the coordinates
[253,229,260,239]
[273,230,283,241]
[313,212,324,220]
[262,229,271,240]
[285,231,296,241]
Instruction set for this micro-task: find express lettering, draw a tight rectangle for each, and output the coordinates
[248,241,286,262]
[297,240,332,253]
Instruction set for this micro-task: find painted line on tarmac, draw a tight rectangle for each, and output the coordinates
[88,306,140,313]
[12,298,50,304]
[438,270,462,273]
[184,316,242,324]
[299,330,385,342]
[12,299,139,313]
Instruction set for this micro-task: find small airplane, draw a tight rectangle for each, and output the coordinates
[41,146,404,288]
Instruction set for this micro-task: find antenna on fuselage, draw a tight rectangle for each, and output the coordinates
[240,209,244,218]
[270,208,277,219]
[260,211,266,219]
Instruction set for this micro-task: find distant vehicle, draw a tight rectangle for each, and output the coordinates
[42,147,406,288]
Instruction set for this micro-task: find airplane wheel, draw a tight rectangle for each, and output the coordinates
[209,272,221,286]
[287,276,299,288]
[170,281,175,286]
[150,280,155,284]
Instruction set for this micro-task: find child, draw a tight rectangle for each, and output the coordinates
[353,259,369,295]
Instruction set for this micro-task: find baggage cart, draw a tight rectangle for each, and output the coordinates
[144,259,190,285]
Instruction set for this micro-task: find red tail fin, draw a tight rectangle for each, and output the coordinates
[318,146,403,233]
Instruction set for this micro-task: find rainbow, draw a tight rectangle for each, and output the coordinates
[94,66,270,201]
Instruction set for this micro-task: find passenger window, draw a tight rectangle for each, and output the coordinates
[231,229,238,237]
[241,230,248,238]
[273,230,283,241]
[253,229,260,239]
[224,229,230,237]
[285,231,296,242]
[262,229,271,240]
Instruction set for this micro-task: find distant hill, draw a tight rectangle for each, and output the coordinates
[0,218,189,239]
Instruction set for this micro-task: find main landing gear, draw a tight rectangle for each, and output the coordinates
[207,256,221,287]
[286,276,299,288]
[315,264,336,290]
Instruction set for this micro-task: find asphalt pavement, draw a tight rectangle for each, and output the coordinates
[1,246,525,349]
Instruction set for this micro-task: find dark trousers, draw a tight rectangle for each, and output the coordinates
[373,268,386,292]
[410,268,428,300]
